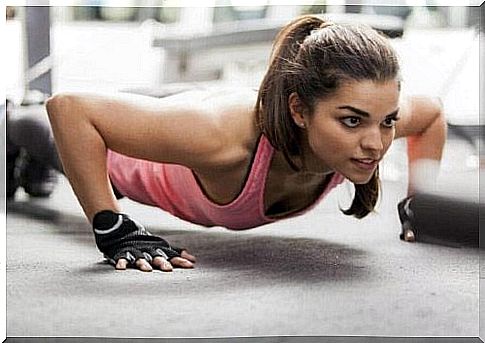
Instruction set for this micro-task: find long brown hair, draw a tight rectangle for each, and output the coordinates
[255,15,400,218]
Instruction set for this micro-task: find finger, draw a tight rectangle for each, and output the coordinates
[135,258,153,272]
[142,252,153,264]
[116,258,128,270]
[170,257,194,269]
[404,229,416,242]
[180,250,197,263]
[152,256,173,272]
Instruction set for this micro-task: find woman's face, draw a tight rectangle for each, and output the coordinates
[297,79,401,184]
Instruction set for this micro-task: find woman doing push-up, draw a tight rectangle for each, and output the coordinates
[38,15,446,272]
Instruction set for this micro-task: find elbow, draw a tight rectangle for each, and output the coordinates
[421,96,447,145]
[433,97,447,135]
[45,93,65,118]
[406,96,446,144]
[421,96,446,136]
[45,93,76,120]
[432,96,445,124]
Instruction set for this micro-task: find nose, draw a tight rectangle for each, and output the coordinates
[360,127,384,153]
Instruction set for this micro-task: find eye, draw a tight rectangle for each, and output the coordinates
[382,116,400,128]
[341,116,361,128]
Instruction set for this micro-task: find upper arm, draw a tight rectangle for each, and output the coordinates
[47,90,254,169]
[394,95,444,139]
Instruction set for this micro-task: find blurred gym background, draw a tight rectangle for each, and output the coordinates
[4,2,481,97]
[3,1,482,203]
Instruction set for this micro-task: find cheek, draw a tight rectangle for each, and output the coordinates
[309,125,356,155]
[384,129,396,147]
[382,130,395,152]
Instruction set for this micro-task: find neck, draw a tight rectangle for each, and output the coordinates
[294,134,333,176]
[274,148,332,183]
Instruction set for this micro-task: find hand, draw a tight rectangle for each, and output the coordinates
[92,210,196,272]
[397,196,417,242]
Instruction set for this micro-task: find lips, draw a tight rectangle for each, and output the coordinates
[351,158,379,171]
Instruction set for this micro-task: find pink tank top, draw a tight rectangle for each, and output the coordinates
[107,135,345,230]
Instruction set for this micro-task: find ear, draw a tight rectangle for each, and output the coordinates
[288,92,309,129]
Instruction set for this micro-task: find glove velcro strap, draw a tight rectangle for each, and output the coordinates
[93,214,123,235]
[94,214,153,250]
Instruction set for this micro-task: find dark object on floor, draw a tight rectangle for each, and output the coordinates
[18,150,58,197]
[6,98,59,200]
[398,193,479,248]
[6,148,20,199]
[7,149,58,199]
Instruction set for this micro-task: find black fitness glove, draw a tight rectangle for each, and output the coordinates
[397,194,479,247]
[92,210,183,266]
[398,196,417,242]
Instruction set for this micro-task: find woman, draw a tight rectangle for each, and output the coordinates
[32,15,446,272]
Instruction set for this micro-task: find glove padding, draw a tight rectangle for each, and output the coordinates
[92,210,183,265]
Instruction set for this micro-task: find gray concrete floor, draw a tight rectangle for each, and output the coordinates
[6,137,480,339]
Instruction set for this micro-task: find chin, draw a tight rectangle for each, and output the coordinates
[345,172,374,185]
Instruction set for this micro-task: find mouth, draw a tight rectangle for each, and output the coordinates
[351,158,379,171]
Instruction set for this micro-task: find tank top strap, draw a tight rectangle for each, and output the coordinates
[237,134,274,205]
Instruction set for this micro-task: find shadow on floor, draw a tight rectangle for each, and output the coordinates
[7,198,371,290]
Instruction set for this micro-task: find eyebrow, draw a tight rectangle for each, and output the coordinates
[337,105,400,118]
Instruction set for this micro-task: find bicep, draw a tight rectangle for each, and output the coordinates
[394,95,444,139]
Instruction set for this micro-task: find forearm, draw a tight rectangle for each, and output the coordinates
[406,106,447,195]
[46,94,121,223]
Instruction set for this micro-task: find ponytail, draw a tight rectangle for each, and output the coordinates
[255,15,327,170]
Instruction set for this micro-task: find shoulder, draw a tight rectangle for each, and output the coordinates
[395,94,443,139]
[181,87,262,170]
[49,87,262,171]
